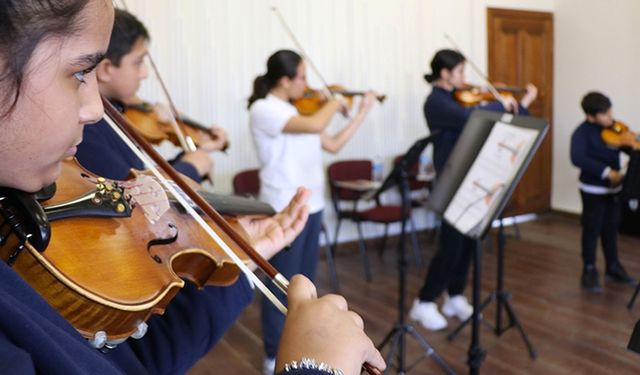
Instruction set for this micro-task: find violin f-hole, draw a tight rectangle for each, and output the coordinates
[147,222,178,263]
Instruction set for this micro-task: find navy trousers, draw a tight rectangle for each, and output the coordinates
[580,191,620,269]
[261,210,323,358]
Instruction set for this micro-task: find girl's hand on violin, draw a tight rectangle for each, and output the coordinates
[502,95,519,114]
[331,95,350,117]
[237,187,310,260]
[277,275,386,375]
[358,91,377,114]
[520,83,538,109]
[199,126,229,152]
[180,150,214,177]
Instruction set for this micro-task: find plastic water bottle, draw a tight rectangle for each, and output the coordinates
[372,156,384,182]
[419,153,430,175]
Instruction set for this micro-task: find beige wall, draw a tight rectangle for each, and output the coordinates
[553,0,640,213]
[123,0,640,239]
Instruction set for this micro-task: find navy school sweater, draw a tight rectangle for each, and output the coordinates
[570,120,624,188]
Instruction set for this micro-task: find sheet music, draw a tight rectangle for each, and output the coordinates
[444,121,539,236]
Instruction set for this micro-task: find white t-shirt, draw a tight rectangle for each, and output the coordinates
[250,94,325,213]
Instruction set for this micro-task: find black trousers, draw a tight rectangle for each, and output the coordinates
[580,191,620,269]
[418,221,474,302]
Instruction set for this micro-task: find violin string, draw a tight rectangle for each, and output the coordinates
[103,113,288,314]
[443,33,507,106]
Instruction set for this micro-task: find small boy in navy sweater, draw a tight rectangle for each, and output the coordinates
[570,92,636,293]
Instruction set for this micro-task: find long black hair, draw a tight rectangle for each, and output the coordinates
[0,0,92,118]
[247,49,302,108]
[423,49,465,83]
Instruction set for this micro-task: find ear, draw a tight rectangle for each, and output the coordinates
[95,59,115,84]
[439,68,451,81]
[277,75,291,90]
[585,113,596,123]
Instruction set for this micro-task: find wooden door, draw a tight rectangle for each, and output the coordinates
[487,8,553,215]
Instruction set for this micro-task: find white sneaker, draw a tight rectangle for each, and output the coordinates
[409,299,448,331]
[262,357,275,375]
[441,294,473,321]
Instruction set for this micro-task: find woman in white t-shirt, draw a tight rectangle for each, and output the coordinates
[248,49,376,374]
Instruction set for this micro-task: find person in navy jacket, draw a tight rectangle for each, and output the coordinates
[409,48,538,331]
[0,1,386,375]
[570,92,636,293]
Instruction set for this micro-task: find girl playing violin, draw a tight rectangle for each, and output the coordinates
[76,9,226,183]
[0,1,384,374]
[409,48,538,331]
[570,92,636,293]
[248,49,377,374]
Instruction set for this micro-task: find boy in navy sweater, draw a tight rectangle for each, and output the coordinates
[77,9,228,183]
[570,92,636,293]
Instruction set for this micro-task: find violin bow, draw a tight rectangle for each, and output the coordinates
[118,0,196,152]
[444,33,510,109]
[105,101,381,375]
[271,6,336,102]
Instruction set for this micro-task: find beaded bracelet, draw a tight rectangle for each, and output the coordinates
[282,357,345,375]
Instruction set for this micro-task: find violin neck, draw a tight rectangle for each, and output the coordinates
[179,114,209,131]
[495,86,526,94]
[331,90,386,103]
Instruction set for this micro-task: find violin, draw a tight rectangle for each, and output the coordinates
[0,158,252,342]
[123,100,229,152]
[294,84,386,116]
[454,83,525,107]
[601,120,640,149]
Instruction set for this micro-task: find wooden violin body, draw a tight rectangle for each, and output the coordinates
[0,159,247,343]
[123,101,213,147]
[601,121,640,149]
[294,84,386,115]
[454,83,524,107]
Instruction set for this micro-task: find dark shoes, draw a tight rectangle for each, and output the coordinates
[606,263,636,286]
[582,263,636,293]
[581,266,602,293]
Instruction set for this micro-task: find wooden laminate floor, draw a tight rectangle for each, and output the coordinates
[188,213,640,374]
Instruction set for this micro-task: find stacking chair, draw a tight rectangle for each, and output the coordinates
[232,168,339,291]
[327,159,422,282]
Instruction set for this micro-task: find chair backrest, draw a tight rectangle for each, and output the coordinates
[233,169,260,198]
[393,154,429,191]
[327,159,372,205]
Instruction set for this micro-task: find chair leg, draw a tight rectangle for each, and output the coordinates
[356,222,372,282]
[321,224,339,292]
[378,223,389,258]
[409,217,422,267]
[513,219,522,240]
[333,218,343,255]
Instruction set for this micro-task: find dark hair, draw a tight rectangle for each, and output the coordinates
[581,92,611,116]
[247,49,302,108]
[107,9,149,66]
[423,49,465,83]
[0,0,91,118]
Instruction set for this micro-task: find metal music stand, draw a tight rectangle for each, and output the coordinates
[372,133,456,375]
[427,110,548,374]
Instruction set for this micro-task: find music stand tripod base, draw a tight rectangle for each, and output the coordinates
[374,134,456,375]
[446,220,537,360]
